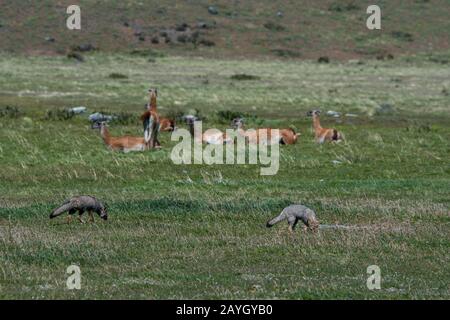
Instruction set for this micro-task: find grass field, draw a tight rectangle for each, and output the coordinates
[0,52,449,299]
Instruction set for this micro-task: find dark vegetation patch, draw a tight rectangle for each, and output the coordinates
[129,49,166,58]
[71,43,96,52]
[44,108,76,121]
[198,39,215,47]
[108,73,128,79]
[328,1,360,12]
[263,22,286,32]
[318,56,330,63]
[230,74,260,81]
[271,49,301,58]
[0,106,23,118]
[391,31,414,42]
[376,53,394,60]
[66,52,84,62]
[216,110,258,124]
[110,112,135,125]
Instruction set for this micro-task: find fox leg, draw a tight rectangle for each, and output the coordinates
[287,217,297,234]
[67,209,76,224]
[88,211,95,223]
[78,210,85,224]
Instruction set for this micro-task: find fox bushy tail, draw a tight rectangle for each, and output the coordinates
[49,202,72,219]
[266,212,286,228]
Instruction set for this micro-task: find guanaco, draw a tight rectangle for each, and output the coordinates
[185,115,232,144]
[140,88,161,148]
[307,110,343,143]
[230,118,299,145]
[92,121,149,152]
[144,102,176,132]
[159,118,176,132]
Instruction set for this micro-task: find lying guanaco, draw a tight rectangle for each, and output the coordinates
[231,118,299,145]
[140,88,161,148]
[184,115,233,144]
[307,110,343,143]
[92,121,149,152]
[159,118,176,132]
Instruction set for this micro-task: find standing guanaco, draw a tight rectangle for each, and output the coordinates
[144,103,176,132]
[140,88,161,148]
[307,110,343,143]
[230,118,299,145]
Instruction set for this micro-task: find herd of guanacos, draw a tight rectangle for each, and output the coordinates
[50,88,345,232]
[90,88,344,153]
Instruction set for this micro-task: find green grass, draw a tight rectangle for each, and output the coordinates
[0,53,449,299]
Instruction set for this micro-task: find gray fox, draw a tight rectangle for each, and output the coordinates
[266,204,319,233]
[50,195,108,223]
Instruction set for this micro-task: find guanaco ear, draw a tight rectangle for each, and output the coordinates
[155,88,158,96]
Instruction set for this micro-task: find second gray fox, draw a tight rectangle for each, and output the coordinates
[266,204,319,233]
[50,195,108,223]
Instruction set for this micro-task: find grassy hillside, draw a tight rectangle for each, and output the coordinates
[1,0,450,59]
[0,53,449,299]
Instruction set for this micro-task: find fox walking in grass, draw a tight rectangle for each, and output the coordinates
[50,195,108,223]
[266,204,319,233]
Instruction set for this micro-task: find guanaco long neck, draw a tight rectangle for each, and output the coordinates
[312,115,322,131]
[100,125,112,145]
[149,93,157,112]
[188,121,194,136]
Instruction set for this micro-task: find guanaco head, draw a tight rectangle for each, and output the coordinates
[306,110,321,117]
[148,88,158,97]
[231,117,244,129]
[183,115,199,125]
[91,121,107,130]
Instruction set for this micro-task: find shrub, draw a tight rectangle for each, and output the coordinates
[108,73,128,79]
[0,106,23,118]
[129,49,166,58]
[263,22,286,31]
[216,110,258,124]
[230,74,260,81]
[329,1,359,12]
[271,49,301,58]
[110,112,135,125]
[44,108,75,121]
[391,31,414,42]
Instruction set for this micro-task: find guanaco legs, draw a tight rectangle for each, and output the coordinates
[92,121,149,152]
[307,110,343,143]
[231,118,300,145]
[140,88,161,148]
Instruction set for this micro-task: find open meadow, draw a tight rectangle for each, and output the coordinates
[0,52,449,299]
